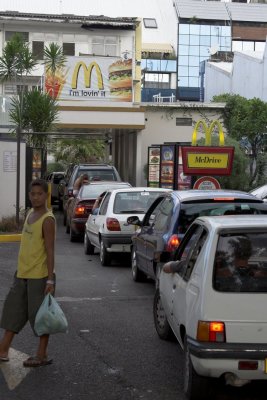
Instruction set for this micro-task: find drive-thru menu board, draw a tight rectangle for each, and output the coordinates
[148,147,160,187]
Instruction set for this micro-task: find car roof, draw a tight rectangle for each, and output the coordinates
[196,214,267,229]
[75,164,115,169]
[171,189,264,202]
[107,187,172,194]
[82,181,130,186]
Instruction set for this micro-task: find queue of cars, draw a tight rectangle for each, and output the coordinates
[55,164,267,398]
[127,189,267,286]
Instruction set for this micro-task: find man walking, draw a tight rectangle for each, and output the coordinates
[0,179,56,367]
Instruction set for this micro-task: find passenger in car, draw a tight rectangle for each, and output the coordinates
[214,236,267,292]
[73,174,89,197]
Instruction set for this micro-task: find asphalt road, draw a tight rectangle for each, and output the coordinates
[0,210,267,400]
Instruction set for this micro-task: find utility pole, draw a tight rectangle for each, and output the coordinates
[16,126,21,227]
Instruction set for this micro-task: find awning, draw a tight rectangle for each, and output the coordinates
[141,43,173,54]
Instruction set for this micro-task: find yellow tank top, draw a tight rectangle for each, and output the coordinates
[17,209,55,279]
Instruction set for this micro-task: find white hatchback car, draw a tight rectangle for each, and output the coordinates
[84,187,170,266]
[154,215,267,399]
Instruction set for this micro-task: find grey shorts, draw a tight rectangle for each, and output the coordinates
[0,273,56,335]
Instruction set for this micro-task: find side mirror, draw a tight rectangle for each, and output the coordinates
[127,216,141,226]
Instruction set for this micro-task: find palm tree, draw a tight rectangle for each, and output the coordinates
[43,43,67,98]
[0,33,37,93]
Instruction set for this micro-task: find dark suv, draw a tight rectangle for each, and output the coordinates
[127,189,267,285]
[62,164,122,224]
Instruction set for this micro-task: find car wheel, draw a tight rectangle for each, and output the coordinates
[84,232,94,255]
[70,227,76,242]
[63,211,67,226]
[131,247,145,282]
[184,338,210,400]
[58,199,63,211]
[153,289,173,340]
[100,240,111,266]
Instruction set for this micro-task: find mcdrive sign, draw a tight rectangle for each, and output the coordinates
[181,120,234,176]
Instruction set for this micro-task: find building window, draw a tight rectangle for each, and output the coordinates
[32,41,44,60]
[5,31,29,42]
[92,36,117,56]
[177,23,231,92]
[63,42,75,56]
[144,73,170,89]
[176,118,192,126]
[143,18,157,29]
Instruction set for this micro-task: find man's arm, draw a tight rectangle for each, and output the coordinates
[163,261,181,274]
[43,216,56,293]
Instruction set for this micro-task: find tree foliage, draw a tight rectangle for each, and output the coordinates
[51,138,106,166]
[9,88,59,147]
[212,93,267,187]
[197,135,250,191]
[0,33,37,86]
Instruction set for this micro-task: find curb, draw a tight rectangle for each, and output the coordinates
[0,234,22,242]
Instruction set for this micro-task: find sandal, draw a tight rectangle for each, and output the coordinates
[23,356,53,368]
[0,356,9,362]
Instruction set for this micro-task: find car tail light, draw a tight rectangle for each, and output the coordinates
[213,197,235,201]
[197,321,225,342]
[106,218,121,231]
[74,205,86,216]
[165,234,180,252]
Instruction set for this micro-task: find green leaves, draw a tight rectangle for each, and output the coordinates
[212,93,267,187]
[43,43,66,74]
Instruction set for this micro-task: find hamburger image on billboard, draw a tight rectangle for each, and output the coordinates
[108,58,132,102]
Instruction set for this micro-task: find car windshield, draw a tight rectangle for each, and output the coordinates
[178,201,267,234]
[113,191,162,214]
[213,231,267,293]
[81,184,129,199]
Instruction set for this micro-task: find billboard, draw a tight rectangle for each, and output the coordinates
[45,56,133,102]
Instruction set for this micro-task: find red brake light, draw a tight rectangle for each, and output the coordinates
[213,197,235,201]
[106,218,121,231]
[166,234,180,252]
[75,206,86,216]
[197,321,225,342]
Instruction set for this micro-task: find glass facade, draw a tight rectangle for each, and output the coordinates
[178,23,231,99]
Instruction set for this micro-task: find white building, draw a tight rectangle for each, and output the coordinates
[204,42,267,101]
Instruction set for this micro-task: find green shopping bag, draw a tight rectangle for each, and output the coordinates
[34,293,68,335]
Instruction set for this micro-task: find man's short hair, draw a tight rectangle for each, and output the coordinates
[29,179,48,193]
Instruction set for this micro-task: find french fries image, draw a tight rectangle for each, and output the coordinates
[45,67,68,99]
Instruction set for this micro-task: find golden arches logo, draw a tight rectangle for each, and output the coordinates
[71,61,104,90]
[191,120,225,147]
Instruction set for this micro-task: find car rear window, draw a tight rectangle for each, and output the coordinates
[213,231,267,293]
[178,201,267,234]
[113,191,162,214]
[76,170,117,182]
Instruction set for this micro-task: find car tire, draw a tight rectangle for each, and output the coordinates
[84,232,94,255]
[70,226,76,242]
[66,219,70,234]
[131,247,145,282]
[63,211,67,226]
[184,338,210,400]
[153,289,174,340]
[100,240,111,266]
[58,199,63,211]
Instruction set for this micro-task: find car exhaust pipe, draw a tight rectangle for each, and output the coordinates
[224,373,251,387]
